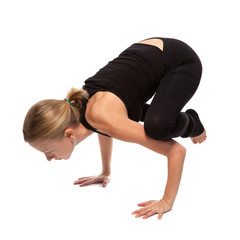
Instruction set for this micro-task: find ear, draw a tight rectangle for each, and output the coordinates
[64,128,75,140]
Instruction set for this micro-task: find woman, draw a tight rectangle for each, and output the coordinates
[23,37,207,220]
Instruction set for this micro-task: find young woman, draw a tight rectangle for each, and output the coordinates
[23,37,207,220]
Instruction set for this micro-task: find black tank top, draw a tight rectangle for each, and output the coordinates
[80,37,199,137]
[80,40,167,137]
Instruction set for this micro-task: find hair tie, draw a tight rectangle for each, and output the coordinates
[64,98,73,106]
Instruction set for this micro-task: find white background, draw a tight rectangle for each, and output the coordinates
[1,0,239,239]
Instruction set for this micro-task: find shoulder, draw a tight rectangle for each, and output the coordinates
[86,102,110,126]
[85,101,120,135]
[85,96,142,143]
[85,91,129,133]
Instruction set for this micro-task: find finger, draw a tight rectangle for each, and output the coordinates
[74,177,90,183]
[78,177,90,180]
[132,206,149,215]
[79,179,95,187]
[74,177,93,184]
[138,200,155,207]
[132,210,140,215]
[76,176,91,181]
[142,211,155,219]
[135,209,151,218]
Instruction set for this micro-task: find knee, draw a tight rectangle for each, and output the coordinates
[193,58,202,83]
[197,58,202,77]
[144,115,171,141]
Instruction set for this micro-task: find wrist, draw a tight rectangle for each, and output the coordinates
[162,196,174,208]
[101,171,111,176]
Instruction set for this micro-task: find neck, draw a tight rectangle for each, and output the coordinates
[75,123,92,145]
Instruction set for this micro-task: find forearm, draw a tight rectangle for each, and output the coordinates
[163,149,186,207]
[141,134,186,207]
[98,134,113,175]
[103,119,186,203]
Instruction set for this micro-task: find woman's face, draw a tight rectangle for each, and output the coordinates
[30,135,76,161]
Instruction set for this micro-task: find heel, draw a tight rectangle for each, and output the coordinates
[181,113,195,138]
[186,109,205,137]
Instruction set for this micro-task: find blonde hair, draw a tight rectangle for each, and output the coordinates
[23,87,89,143]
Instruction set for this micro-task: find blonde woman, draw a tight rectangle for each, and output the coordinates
[23,37,207,220]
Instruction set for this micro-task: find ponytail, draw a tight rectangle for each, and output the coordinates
[23,87,89,143]
[65,87,89,110]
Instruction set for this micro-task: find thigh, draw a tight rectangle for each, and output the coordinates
[145,62,202,127]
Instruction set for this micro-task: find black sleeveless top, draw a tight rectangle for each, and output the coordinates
[80,38,170,137]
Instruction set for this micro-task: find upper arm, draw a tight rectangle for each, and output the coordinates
[104,117,183,157]
[87,102,184,157]
[87,104,141,142]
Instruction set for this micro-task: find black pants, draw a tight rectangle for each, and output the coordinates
[143,38,202,141]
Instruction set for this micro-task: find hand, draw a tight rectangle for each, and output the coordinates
[73,173,111,188]
[132,199,172,220]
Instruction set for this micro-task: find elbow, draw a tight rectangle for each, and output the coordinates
[181,146,187,159]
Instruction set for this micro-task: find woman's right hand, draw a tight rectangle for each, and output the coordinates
[73,173,111,188]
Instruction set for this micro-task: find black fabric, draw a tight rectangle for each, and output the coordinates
[181,112,195,138]
[82,41,167,122]
[184,109,205,137]
[81,37,203,140]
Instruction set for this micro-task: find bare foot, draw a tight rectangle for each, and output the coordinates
[190,130,207,144]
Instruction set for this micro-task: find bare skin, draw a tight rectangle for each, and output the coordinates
[190,129,207,144]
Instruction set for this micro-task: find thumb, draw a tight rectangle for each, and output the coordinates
[102,178,110,187]
[158,213,163,220]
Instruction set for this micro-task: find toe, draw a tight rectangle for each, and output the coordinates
[192,138,198,144]
[191,130,207,144]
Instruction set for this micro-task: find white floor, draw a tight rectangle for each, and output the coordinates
[1,1,240,239]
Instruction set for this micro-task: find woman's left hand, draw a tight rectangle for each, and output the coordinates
[132,199,172,220]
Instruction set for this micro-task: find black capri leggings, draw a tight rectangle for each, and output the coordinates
[143,38,202,141]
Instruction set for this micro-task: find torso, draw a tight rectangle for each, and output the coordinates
[84,39,164,135]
